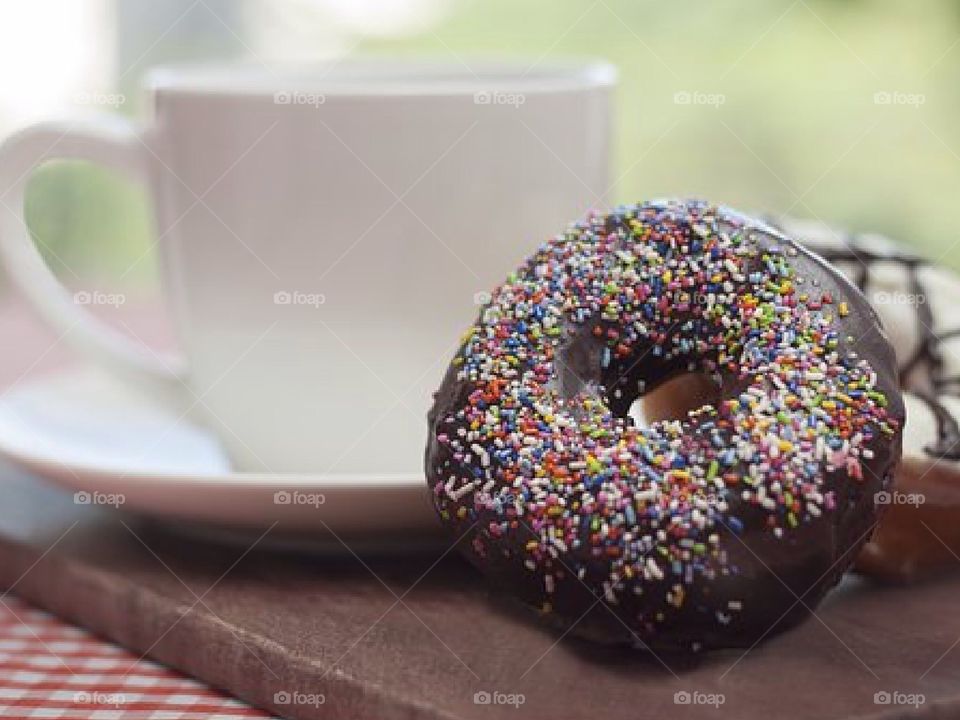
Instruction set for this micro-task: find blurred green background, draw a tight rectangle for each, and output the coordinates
[24,0,960,296]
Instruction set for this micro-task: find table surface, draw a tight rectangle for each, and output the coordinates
[1,299,960,720]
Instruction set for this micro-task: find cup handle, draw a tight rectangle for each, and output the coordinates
[0,116,188,408]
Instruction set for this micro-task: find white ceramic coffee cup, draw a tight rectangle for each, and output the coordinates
[0,59,615,474]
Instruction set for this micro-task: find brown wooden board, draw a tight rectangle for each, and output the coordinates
[0,464,959,720]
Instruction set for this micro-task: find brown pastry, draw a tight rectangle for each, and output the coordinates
[426,199,903,651]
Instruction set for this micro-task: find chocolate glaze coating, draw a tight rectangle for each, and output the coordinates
[426,200,904,651]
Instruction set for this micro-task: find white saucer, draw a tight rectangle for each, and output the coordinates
[0,367,440,539]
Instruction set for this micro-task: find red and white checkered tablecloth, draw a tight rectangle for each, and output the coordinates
[0,595,273,719]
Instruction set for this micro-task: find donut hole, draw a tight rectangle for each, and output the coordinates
[630,371,721,426]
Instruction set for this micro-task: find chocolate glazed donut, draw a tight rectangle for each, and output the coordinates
[426,199,904,652]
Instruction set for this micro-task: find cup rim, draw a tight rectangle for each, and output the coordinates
[144,57,617,98]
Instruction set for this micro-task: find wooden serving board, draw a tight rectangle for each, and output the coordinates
[0,462,958,720]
